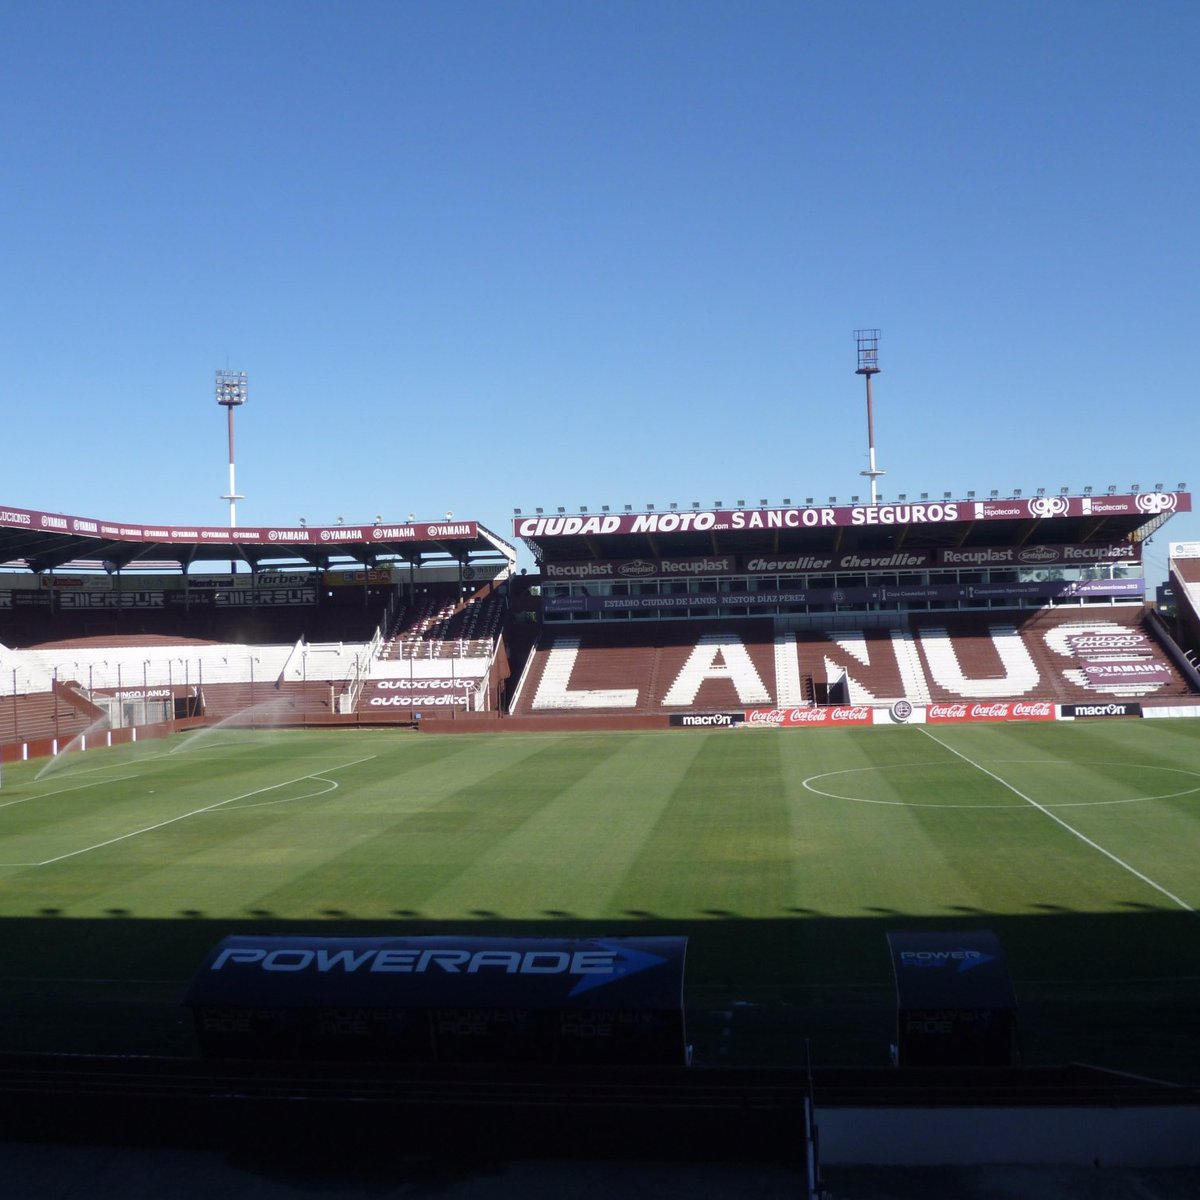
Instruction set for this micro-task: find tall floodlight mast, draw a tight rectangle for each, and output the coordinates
[854,329,884,504]
[215,370,247,528]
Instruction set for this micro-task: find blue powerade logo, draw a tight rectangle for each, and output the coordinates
[211,940,671,998]
[899,949,994,973]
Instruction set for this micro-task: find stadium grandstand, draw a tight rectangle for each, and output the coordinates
[2,487,1199,760]
[3,488,1200,1187]
[0,506,516,759]
[507,488,1200,729]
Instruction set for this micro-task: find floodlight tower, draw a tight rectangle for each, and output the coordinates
[215,370,247,528]
[855,329,884,504]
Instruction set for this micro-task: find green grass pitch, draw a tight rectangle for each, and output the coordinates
[1,719,1199,1079]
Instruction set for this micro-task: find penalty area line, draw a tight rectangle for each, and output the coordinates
[31,755,378,868]
[919,728,1194,914]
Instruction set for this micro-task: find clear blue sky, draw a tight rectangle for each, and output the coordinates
[2,1,1196,582]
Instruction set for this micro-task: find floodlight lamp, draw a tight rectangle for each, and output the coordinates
[828,496,837,504]
[557,507,565,514]
[1155,483,1163,491]
[898,493,907,501]
[1036,488,1045,497]
[535,507,544,514]
[337,516,345,525]
[737,500,745,508]
[805,497,813,505]
[408,513,416,522]
[782,498,792,505]
[990,489,999,498]
[967,490,975,499]
[920,492,928,501]
[601,505,610,513]
[646,503,655,511]
[1179,482,1187,490]
[445,511,453,521]
[759,499,768,507]
[513,508,521,515]
[1060,487,1069,495]
[944,491,952,500]
[715,500,723,508]
[691,501,700,509]
[1083,486,1092,495]
[851,495,860,503]
[1107,485,1116,494]
[669,502,678,510]
[299,518,306,527]
[624,504,633,512]
[580,505,588,513]
[1131,484,1140,493]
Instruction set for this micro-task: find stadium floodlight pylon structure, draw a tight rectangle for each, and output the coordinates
[855,329,885,505]
[215,369,247,530]
[216,369,247,573]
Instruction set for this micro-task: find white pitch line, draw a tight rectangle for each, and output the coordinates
[0,774,141,812]
[920,728,1194,914]
[31,755,378,868]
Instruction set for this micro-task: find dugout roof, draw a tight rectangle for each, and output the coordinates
[0,502,516,575]
[513,491,1189,564]
[887,930,1017,1011]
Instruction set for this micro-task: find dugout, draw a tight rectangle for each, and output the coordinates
[184,934,688,1066]
[886,930,1018,1068]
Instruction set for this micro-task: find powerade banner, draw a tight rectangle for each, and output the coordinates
[887,930,1018,1068]
[185,935,688,1066]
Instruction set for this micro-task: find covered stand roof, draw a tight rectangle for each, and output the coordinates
[513,491,1189,565]
[0,503,516,575]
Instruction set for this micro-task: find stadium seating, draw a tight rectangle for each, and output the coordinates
[512,608,1190,716]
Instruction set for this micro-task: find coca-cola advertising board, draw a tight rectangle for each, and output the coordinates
[745,706,873,727]
[926,701,1056,723]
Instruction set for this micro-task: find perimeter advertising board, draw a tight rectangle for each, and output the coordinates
[184,935,688,1066]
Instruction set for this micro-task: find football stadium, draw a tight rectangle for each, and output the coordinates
[2,477,1200,1183]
